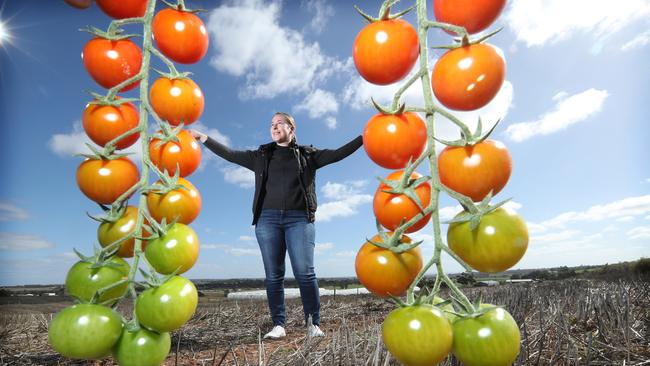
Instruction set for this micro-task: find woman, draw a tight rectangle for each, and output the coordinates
[190,112,362,338]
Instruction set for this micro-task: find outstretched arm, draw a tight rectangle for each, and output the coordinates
[313,135,363,169]
[189,130,256,171]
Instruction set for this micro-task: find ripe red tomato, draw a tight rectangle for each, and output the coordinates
[112,328,171,366]
[96,0,147,19]
[149,129,201,177]
[353,19,419,85]
[147,177,202,225]
[433,0,506,35]
[431,43,505,111]
[48,304,123,360]
[65,256,129,303]
[82,37,142,91]
[150,77,204,126]
[355,234,422,297]
[98,205,149,258]
[82,100,139,150]
[382,305,453,365]
[452,305,521,366]
[77,157,139,204]
[438,139,512,202]
[152,8,209,64]
[145,223,200,275]
[136,276,198,332]
[447,207,528,273]
[64,0,92,9]
[363,112,427,169]
[374,171,432,233]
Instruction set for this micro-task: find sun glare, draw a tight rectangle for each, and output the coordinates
[0,20,9,45]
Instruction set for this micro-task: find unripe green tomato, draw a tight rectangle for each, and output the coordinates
[113,328,171,366]
[65,257,129,303]
[136,276,198,332]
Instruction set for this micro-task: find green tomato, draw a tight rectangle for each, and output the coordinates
[145,222,199,275]
[113,328,171,366]
[432,295,458,323]
[447,207,528,273]
[382,304,453,366]
[48,304,123,359]
[452,304,521,366]
[65,257,129,303]
[136,276,198,332]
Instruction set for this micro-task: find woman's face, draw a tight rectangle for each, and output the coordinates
[270,114,293,144]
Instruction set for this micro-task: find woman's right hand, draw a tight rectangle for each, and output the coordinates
[189,129,208,143]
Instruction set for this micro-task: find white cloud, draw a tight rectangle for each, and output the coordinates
[627,226,650,240]
[0,232,55,250]
[315,242,334,254]
[207,0,345,100]
[302,0,335,34]
[616,216,635,222]
[317,181,373,222]
[621,30,650,51]
[505,89,608,142]
[49,121,143,161]
[221,166,255,188]
[203,243,260,256]
[0,203,29,221]
[335,250,356,257]
[531,229,581,244]
[532,195,650,232]
[505,0,650,47]
[238,235,256,242]
[293,89,339,129]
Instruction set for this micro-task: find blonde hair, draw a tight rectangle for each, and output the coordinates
[274,112,297,145]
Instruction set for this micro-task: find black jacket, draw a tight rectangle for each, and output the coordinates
[203,135,363,224]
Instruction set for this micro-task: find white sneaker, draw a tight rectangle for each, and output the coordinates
[308,324,325,337]
[263,325,286,339]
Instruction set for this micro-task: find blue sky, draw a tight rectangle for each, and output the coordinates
[0,0,648,286]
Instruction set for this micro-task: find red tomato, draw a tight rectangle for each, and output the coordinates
[433,0,507,35]
[64,0,92,9]
[438,139,512,202]
[147,177,202,225]
[152,8,209,64]
[98,205,149,258]
[96,0,147,19]
[150,77,204,126]
[363,112,427,169]
[77,157,139,204]
[82,37,142,91]
[374,171,432,233]
[353,19,419,85]
[149,129,201,177]
[431,43,505,111]
[82,100,139,150]
[355,234,422,297]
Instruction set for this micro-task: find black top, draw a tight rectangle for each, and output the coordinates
[203,135,363,224]
[262,145,306,210]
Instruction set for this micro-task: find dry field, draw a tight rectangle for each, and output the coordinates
[1,279,648,365]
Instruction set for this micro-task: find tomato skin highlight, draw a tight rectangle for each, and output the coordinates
[382,305,453,366]
[363,112,427,169]
[147,177,202,225]
[65,257,129,303]
[150,77,204,126]
[373,171,432,233]
[82,100,140,150]
[145,223,200,275]
[48,304,123,360]
[353,19,419,85]
[149,129,201,178]
[153,8,209,64]
[98,205,148,258]
[136,276,198,333]
[355,234,422,297]
[113,328,171,366]
[82,37,142,91]
[433,0,506,35]
[447,207,528,273]
[431,43,505,111]
[438,139,512,202]
[452,305,521,366]
[76,157,140,205]
[96,0,147,19]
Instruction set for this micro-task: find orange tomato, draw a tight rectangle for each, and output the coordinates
[147,177,202,225]
[433,0,506,35]
[150,77,204,127]
[373,171,432,233]
[98,206,149,258]
[363,112,427,169]
[82,37,142,91]
[76,157,139,204]
[152,8,209,64]
[149,129,201,178]
[82,100,139,150]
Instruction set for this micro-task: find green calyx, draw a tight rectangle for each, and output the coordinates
[445,195,512,231]
[81,26,140,41]
[355,0,415,23]
[434,117,502,147]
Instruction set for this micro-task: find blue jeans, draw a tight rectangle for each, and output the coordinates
[255,209,320,326]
